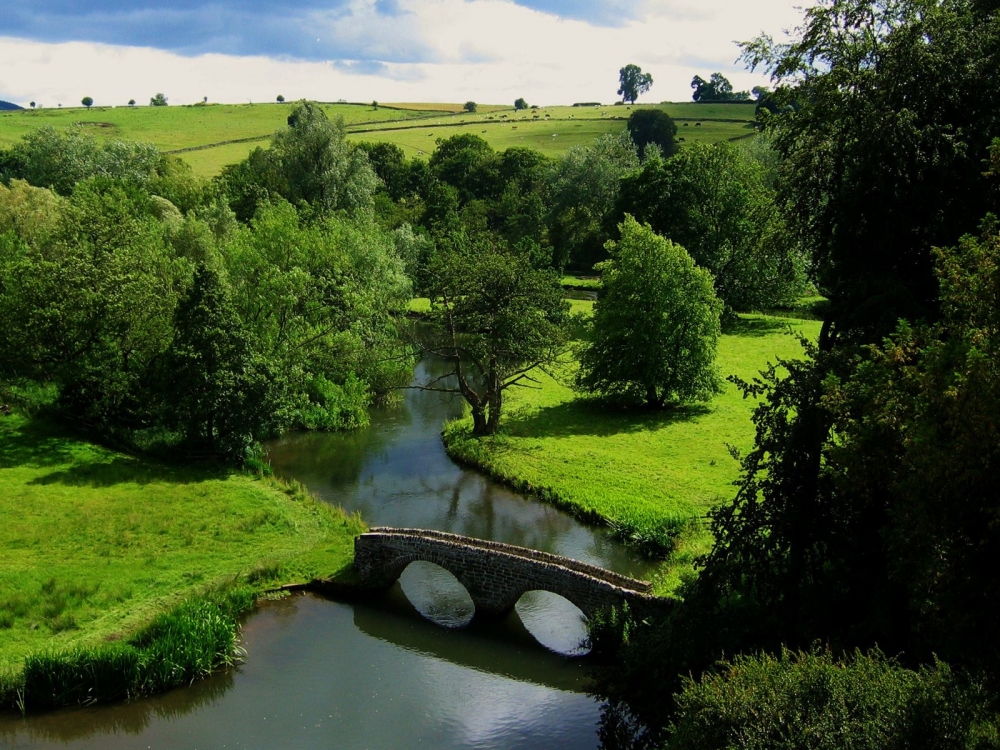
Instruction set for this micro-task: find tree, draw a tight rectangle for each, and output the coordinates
[149,93,168,107]
[128,99,135,107]
[29,102,35,109]
[164,264,270,461]
[372,100,378,109]
[514,97,528,110]
[691,72,750,102]
[626,108,678,158]
[614,140,804,315]
[548,131,639,270]
[577,216,722,408]
[276,95,285,103]
[591,3,1000,741]
[464,101,477,113]
[81,97,93,109]
[617,64,653,104]
[220,101,378,220]
[419,239,570,435]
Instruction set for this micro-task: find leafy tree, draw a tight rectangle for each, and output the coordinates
[463,101,477,113]
[617,64,653,104]
[8,127,161,196]
[547,131,639,270]
[614,141,804,315]
[626,108,678,159]
[419,239,570,435]
[0,180,182,429]
[691,72,750,102]
[577,216,722,408]
[81,97,93,109]
[29,102,35,109]
[428,133,496,203]
[372,100,378,109]
[592,2,1000,742]
[128,99,135,107]
[355,141,410,201]
[514,97,528,110]
[219,102,378,221]
[223,200,411,412]
[276,94,285,103]
[149,93,168,107]
[164,264,273,460]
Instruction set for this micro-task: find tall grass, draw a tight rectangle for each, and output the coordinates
[4,585,255,713]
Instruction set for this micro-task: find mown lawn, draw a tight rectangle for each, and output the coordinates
[445,301,821,594]
[0,414,362,675]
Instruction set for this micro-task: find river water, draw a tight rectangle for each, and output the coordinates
[2,358,650,749]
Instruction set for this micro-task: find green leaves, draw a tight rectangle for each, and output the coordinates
[577,217,723,408]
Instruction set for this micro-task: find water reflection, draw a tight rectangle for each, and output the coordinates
[2,595,600,750]
[515,591,591,657]
[266,357,655,581]
[398,561,476,628]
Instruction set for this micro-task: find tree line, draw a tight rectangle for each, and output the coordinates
[591,0,1000,747]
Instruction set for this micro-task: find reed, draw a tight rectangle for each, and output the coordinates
[8,585,255,712]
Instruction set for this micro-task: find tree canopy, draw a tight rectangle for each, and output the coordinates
[691,72,750,102]
[626,108,678,159]
[577,216,722,408]
[617,64,653,104]
[419,238,570,435]
[614,140,803,315]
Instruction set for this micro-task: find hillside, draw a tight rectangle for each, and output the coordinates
[0,100,757,177]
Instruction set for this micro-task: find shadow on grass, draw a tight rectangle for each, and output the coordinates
[28,456,229,488]
[722,316,794,338]
[0,418,77,470]
[503,398,711,440]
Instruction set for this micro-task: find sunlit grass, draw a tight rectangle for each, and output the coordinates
[445,300,821,595]
[0,414,363,680]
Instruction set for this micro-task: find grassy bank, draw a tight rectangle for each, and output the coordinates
[0,413,364,708]
[444,302,821,594]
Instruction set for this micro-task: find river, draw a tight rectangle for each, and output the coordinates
[2,358,650,749]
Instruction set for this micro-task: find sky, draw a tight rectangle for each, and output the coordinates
[0,0,807,108]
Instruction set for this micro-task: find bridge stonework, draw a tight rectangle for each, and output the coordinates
[354,527,672,621]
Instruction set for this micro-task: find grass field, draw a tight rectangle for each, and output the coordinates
[0,414,363,676]
[444,300,821,595]
[0,101,758,177]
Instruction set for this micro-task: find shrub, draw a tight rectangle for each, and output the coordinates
[667,648,1000,750]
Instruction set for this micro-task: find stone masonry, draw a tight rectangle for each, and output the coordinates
[354,527,672,620]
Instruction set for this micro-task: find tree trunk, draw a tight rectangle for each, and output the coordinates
[485,387,503,435]
[471,406,489,436]
[645,384,663,409]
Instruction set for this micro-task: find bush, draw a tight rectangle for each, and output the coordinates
[667,648,1000,750]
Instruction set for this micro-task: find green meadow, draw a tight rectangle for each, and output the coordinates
[444,299,822,595]
[0,414,363,677]
[0,101,757,176]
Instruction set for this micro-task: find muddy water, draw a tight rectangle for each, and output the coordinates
[2,358,649,749]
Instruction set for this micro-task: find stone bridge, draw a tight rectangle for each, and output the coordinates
[354,527,671,621]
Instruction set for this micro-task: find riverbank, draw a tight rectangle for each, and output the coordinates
[0,413,364,710]
[444,305,822,594]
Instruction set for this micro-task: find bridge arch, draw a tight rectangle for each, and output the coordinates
[514,590,590,656]
[395,559,475,628]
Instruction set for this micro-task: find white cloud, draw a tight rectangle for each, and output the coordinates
[0,0,808,108]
